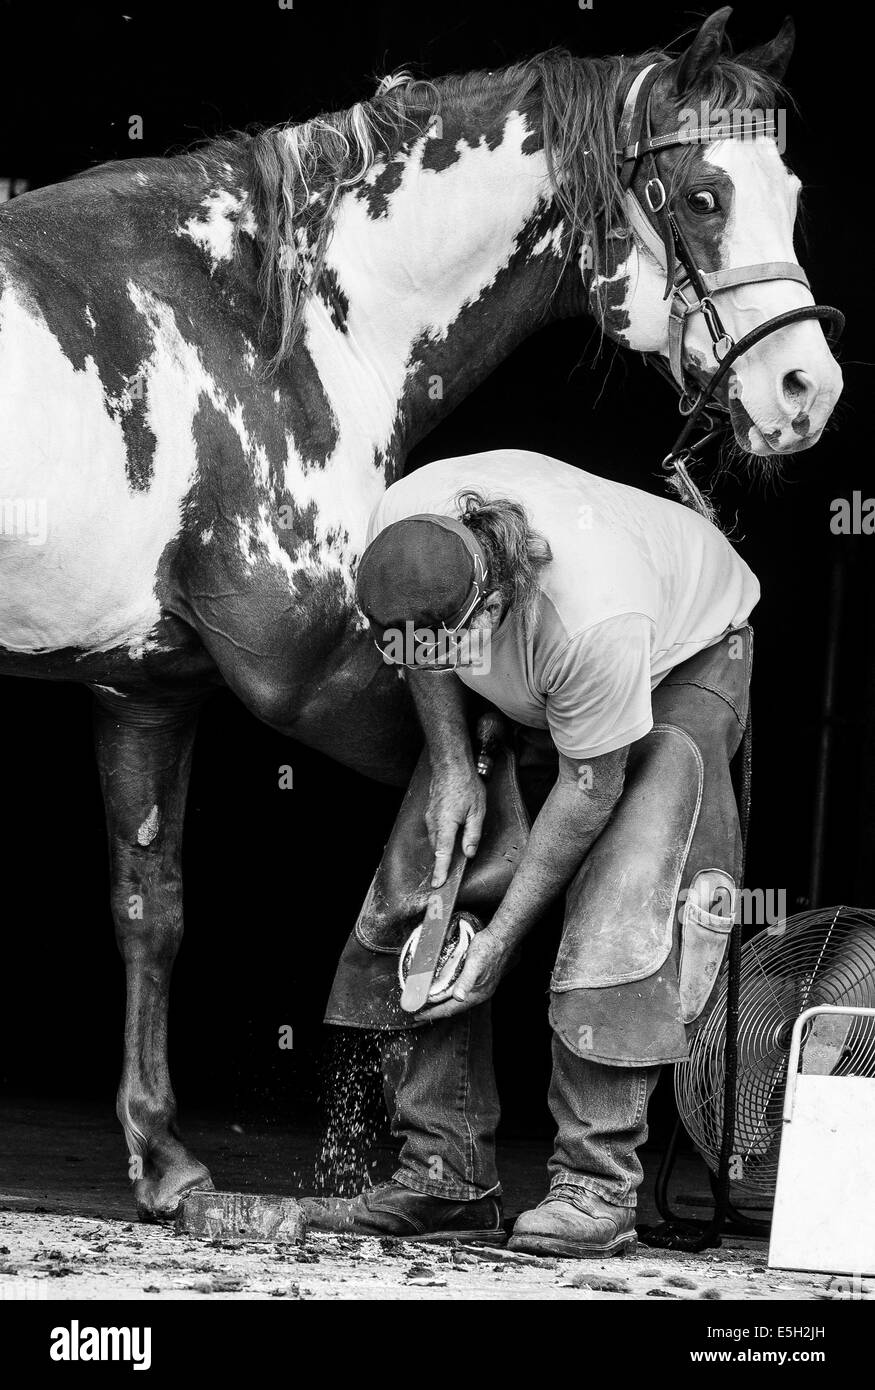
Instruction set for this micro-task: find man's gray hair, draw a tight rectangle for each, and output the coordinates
[455,490,552,633]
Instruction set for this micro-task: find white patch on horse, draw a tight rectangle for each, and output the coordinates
[283,112,550,576]
[0,282,196,655]
[137,805,160,846]
[84,305,97,332]
[707,141,798,250]
[703,139,803,330]
[237,516,256,568]
[531,224,564,258]
[177,188,243,269]
[701,138,841,448]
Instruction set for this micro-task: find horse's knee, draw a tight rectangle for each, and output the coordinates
[109,841,184,958]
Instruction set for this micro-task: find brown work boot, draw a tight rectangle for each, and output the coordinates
[509,1184,637,1258]
[300,1181,506,1244]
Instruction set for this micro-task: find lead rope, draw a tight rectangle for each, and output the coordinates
[663,451,721,527]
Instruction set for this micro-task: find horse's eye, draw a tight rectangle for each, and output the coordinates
[687,189,717,214]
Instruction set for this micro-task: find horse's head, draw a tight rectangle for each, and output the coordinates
[592,7,842,458]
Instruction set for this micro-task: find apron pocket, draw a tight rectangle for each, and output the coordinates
[678,869,735,1024]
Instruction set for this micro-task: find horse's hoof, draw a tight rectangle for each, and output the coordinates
[135,1165,215,1223]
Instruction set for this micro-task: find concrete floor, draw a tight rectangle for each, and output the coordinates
[0,1098,865,1300]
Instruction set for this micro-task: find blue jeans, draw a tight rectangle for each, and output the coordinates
[381,1004,660,1207]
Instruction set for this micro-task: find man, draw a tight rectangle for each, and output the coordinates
[304,449,757,1256]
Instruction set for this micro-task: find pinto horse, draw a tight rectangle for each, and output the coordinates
[0,8,842,1218]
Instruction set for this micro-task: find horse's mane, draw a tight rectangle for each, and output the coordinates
[216,44,783,367]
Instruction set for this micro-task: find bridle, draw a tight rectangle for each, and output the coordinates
[615,62,845,515]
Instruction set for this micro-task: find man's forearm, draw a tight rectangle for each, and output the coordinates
[407,669,474,769]
[488,755,626,951]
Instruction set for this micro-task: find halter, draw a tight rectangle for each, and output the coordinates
[615,62,845,514]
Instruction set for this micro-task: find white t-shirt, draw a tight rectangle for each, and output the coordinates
[366,450,760,760]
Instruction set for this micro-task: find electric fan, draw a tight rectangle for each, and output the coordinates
[675,906,875,1198]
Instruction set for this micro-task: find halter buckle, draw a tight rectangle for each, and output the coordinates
[678,390,701,417]
[644,178,667,213]
[662,450,685,471]
[713,333,735,361]
[700,296,735,356]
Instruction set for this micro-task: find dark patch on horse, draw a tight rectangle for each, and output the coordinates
[355,96,523,218]
[317,264,349,333]
[420,105,521,177]
[589,232,633,336]
[728,395,762,447]
[373,428,404,488]
[180,396,322,602]
[119,396,158,491]
[278,497,320,557]
[188,392,251,522]
[672,158,736,270]
[0,620,219,689]
[419,133,462,176]
[521,128,542,160]
[353,154,407,220]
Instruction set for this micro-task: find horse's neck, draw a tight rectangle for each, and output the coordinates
[302,104,585,486]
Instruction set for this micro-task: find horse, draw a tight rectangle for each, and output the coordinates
[0,7,843,1219]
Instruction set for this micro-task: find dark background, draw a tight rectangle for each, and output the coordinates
[0,1,871,1153]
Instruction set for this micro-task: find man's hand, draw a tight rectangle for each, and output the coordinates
[417,927,513,1021]
[405,667,486,887]
[425,762,486,887]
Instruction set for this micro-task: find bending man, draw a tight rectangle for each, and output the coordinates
[305,449,757,1257]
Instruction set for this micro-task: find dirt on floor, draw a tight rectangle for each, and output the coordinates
[0,1100,870,1301]
[1,1205,870,1302]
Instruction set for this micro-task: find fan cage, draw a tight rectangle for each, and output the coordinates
[675,906,875,1197]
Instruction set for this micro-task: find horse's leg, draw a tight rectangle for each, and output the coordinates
[93,687,212,1220]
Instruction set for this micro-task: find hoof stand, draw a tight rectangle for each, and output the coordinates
[176,1190,308,1245]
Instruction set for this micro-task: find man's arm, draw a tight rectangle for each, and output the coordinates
[420,745,628,1020]
[406,669,486,887]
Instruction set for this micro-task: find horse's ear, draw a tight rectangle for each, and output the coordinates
[674,7,733,94]
[739,16,796,82]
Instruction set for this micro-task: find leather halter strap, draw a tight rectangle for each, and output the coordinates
[667,261,812,391]
[617,63,678,284]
